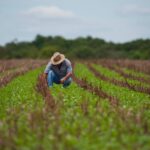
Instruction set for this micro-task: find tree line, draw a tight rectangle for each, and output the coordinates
[0,35,150,59]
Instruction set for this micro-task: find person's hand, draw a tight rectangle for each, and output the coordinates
[60,77,66,84]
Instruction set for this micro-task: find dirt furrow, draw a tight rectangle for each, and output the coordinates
[0,59,47,73]
[36,74,56,111]
[73,71,149,133]
[73,75,119,106]
[98,62,150,85]
[0,61,46,88]
[88,64,150,95]
[93,59,150,76]
[73,65,149,133]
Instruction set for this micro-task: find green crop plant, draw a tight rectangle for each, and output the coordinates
[122,67,150,80]
[0,61,150,150]
[92,64,150,88]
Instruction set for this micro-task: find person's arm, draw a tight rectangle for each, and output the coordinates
[60,72,72,84]
[60,60,72,84]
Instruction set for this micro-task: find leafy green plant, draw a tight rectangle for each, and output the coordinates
[0,61,150,150]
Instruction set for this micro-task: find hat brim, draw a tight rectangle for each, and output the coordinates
[50,54,65,65]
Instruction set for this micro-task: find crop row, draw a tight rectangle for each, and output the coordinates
[0,67,47,149]
[94,59,150,76]
[96,60,150,85]
[0,60,47,87]
[0,59,47,72]
[0,61,150,149]
[73,72,148,131]
[88,64,150,95]
[49,75,150,149]
[91,61,150,88]
[74,63,150,125]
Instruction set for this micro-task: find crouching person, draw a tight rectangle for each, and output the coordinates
[44,52,72,88]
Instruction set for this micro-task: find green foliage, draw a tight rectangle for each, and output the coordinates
[74,63,150,109]
[0,63,150,149]
[0,67,45,118]
[0,35,150,59]
[92,64,150,88]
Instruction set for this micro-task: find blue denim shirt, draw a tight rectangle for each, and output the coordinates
[44,58,72,78]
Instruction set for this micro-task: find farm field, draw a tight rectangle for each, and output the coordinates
[0,59,150,150]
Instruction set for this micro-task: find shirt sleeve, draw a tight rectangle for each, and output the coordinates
[65,59,72,73]
[44,62,52,73]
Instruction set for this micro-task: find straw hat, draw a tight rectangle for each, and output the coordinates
[50,52,65,65]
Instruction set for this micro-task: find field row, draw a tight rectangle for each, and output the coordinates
[0,59,47,87]
[94,59,150,76]
[0,60,150,150]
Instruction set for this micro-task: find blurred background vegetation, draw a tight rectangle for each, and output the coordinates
[0,35,150,59]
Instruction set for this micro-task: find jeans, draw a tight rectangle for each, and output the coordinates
[47,70,72,88]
